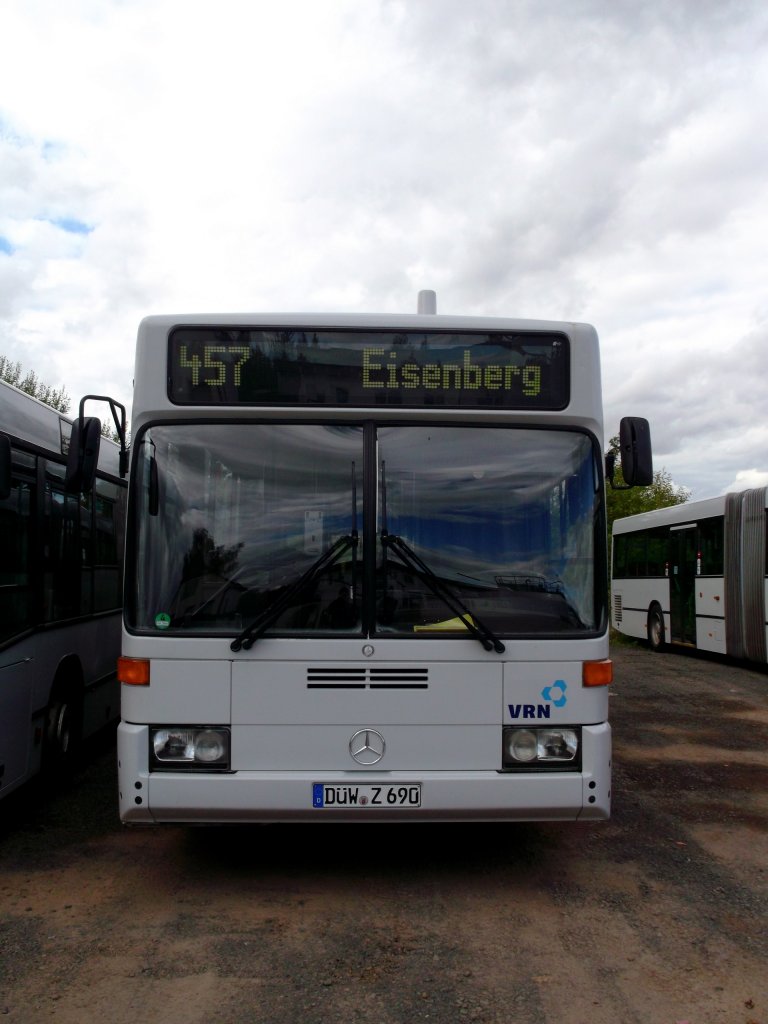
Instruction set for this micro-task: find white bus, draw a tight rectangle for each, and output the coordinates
[117,292,652,824]
[611,487,767,663]
[0,380,128,800]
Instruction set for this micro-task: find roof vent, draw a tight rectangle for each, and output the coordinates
[417,290,437,314]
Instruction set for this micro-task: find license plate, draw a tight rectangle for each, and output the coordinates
[312,783,421,809]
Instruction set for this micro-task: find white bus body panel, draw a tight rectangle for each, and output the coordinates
[612,580,669,642]
[613,578,728,656]
[118,639,611,824]
[695,577,727,654]
[118,722,610,823]
[0,614,121,799]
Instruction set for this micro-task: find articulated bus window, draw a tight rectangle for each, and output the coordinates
[0,476,33,643]
[612,533,627,577]
[94,479,122,611]
[697,516,724,575]
[43,461,85,622]
[646,527,668,576]
[626,534,647,577]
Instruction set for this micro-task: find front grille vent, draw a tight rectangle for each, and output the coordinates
[307,666,429,690]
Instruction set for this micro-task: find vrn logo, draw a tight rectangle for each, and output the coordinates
[508,680,568,720]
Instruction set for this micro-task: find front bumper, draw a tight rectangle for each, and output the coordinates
[117,721,611,824]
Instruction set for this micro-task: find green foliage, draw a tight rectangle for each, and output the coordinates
[0,355,71,414]
[605,434,689,535]
[1,354,129,451]
[101,422,122,442]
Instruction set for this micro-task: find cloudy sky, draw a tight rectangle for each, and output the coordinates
[1,0,767,500]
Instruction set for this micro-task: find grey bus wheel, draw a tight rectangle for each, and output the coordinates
[647,606,665,652]
[43,685,82,772]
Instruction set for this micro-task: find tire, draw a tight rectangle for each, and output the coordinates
[43,683,83,774]
[647,606,665,652]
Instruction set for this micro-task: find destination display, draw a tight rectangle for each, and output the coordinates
[168,327,569,409]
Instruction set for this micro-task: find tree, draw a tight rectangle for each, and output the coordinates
[0,354,127,442]
[0,355,71,413]
[605,434,689,535]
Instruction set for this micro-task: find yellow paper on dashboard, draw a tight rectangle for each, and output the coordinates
[413,615,474,632]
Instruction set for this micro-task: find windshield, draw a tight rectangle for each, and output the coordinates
[128,423,603,638]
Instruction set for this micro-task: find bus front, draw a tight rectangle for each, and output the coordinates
[118,311,613,823]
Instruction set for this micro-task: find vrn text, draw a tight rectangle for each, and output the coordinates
[508,704,552,720]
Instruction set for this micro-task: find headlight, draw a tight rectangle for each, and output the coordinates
[507,729,538,762]
[502,727,579,770]
[150,727,230,771]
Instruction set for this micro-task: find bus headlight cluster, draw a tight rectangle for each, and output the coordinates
[502,727,579,770]
[150,727,230,771]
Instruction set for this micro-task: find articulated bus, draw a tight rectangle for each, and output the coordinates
[117,292,652,824]
[0,380,128,800]
[611,487,767,664]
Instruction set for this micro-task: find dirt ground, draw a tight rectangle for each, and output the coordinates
[1,640,766,1024]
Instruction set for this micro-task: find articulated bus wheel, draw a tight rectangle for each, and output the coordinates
[647,605,665,652]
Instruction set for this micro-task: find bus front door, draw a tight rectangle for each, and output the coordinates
[669,524,697,645]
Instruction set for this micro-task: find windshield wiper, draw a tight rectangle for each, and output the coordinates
[379,459,504,653]
[230,533,358,650]
[232,462,359,651]
[381,531,505,653]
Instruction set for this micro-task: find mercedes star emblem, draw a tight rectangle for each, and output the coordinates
[349,728,386,765]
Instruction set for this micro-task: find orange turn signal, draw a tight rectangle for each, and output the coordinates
[583,659,613,687]
[118,656,150,686]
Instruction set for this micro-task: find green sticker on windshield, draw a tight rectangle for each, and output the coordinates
[155,612,171,630]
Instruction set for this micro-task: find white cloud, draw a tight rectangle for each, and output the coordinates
[0,0,767,500]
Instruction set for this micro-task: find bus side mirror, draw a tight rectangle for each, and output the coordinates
[619,416,653,487]
[0,433,10,500]
[66,416,102,494]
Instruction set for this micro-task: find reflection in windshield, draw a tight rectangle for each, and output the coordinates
[129,423,602,638]
[375,426,597,634]
[232,530,359,650]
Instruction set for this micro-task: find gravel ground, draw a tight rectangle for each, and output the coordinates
[0,640,766,1024]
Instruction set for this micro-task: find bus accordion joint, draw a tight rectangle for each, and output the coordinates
[118,657,150,686]
[582,659,613,686]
